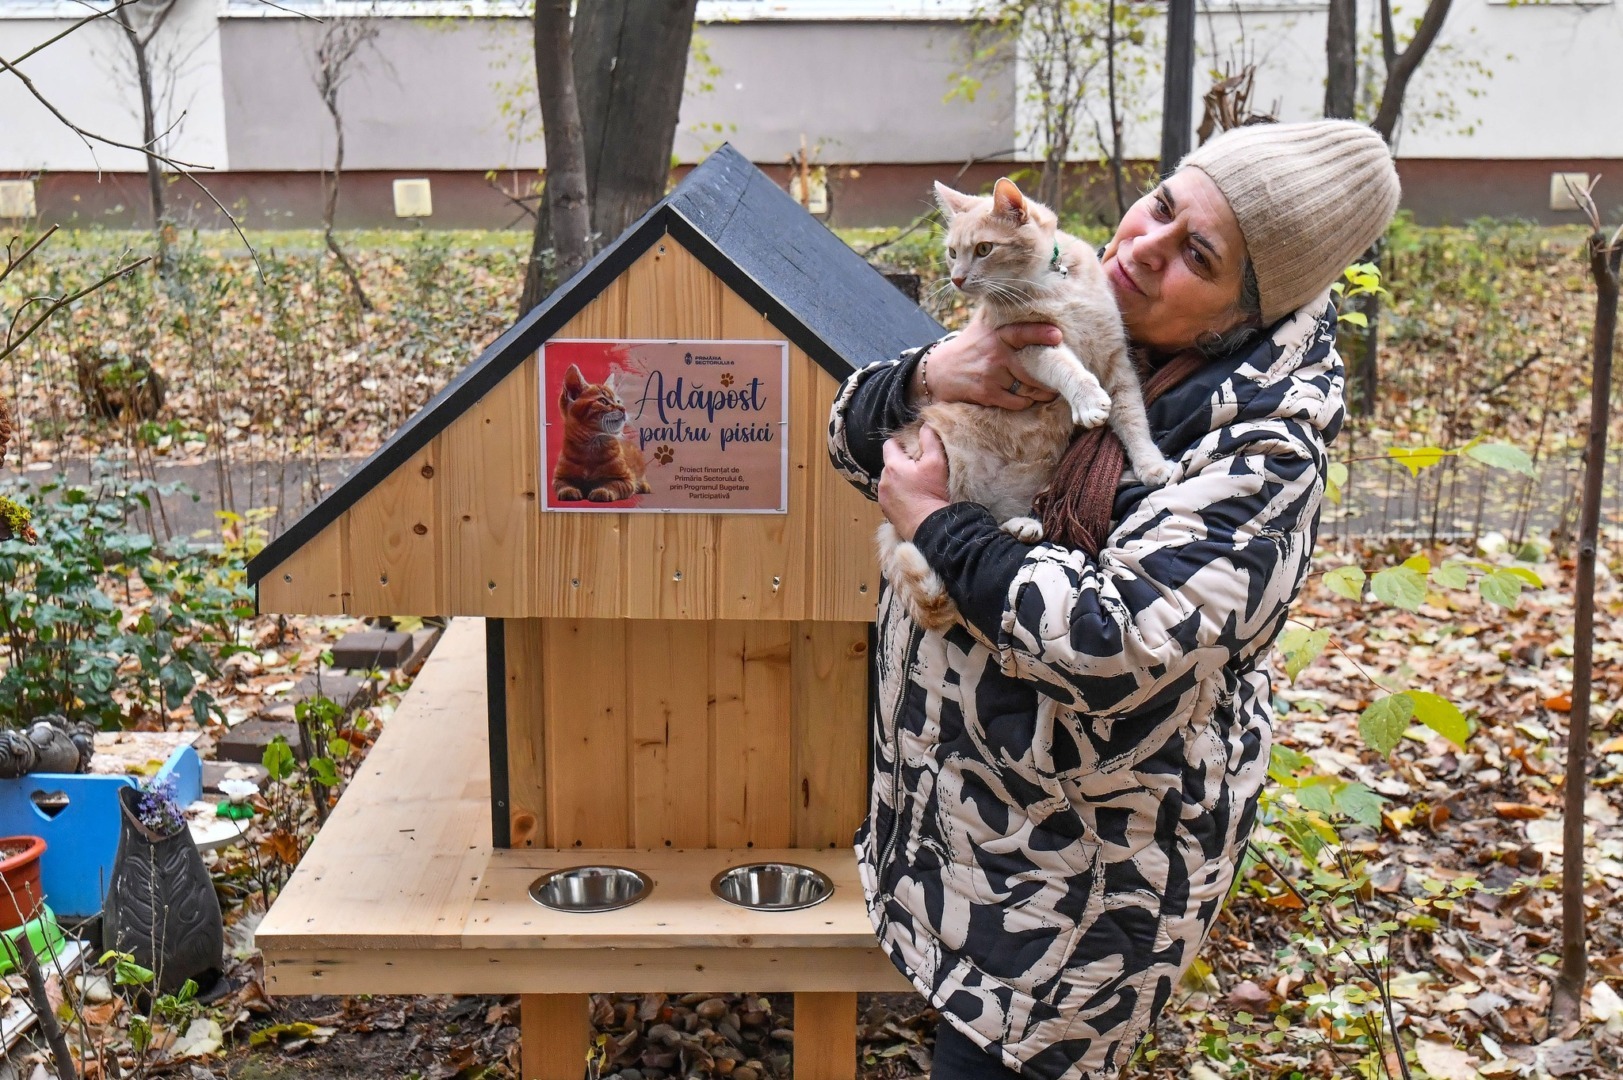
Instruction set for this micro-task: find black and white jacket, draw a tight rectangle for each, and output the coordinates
[827,295,1345,1079]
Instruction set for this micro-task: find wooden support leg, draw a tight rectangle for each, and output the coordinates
[793,991,857,1080]
[521,993,589,1080]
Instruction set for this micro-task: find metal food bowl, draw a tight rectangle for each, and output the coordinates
[528,865,652,913]
[710,862,834,911]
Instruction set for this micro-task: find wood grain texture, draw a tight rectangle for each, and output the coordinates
[502,618,864,853]
[715,292,807,621]
[521,994,589,1080]
[265,946,912,996]
[442,356,540,619]
[810,371,884,622]
[256,619,489,950]
[541,619,630,847]
[537,276,625,619]
[504,618,547,848]
[619,239,721,620]
[711,621,794,848]
[346,444,440,616]
[791,621,871,850]
[257,518,348,615]
[793,992,859,1080]
[254,229,885,622]
[628,621,713,848]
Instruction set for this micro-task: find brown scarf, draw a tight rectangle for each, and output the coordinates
[1031,350,1207,557]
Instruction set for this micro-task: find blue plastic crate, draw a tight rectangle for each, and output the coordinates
[0,745,203,919]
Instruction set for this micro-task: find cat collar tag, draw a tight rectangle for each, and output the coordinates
[1050,242,1066,277]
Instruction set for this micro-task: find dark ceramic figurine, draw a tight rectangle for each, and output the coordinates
[68,722,95,772]
[0,731,36,780]
[27,719,82,774]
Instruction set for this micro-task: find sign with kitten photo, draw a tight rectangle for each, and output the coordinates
[541,339,790,513]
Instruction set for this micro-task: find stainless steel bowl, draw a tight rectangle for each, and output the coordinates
[710,862,833,911]
[528,865,652,913]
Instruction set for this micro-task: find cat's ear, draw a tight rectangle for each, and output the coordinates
[992,178,1028,224]
[933,181,978,220]
[562,364,586,400]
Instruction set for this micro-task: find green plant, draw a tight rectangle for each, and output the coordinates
[0,473,253,728]
[93,949,207,1070]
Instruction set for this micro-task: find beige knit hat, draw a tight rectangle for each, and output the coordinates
[1179,120,1401,325]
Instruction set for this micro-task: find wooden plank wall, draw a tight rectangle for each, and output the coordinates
[258,234,885,622]
[503,618,869,851]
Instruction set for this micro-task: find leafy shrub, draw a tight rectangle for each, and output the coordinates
[0,473,253,729]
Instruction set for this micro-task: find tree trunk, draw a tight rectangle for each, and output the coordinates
[1105,0,1127,216]
[1324,0,1357,119]
[521,0,698,315]
[1553,224,1621,1026]
[132,37,165,230]
[322,82,372,312]
[1159,0,1196,176]
[522,0,592,313]
[573,0,698,241]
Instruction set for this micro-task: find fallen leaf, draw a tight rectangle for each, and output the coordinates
[1544,692,1572,712]
[1414,1037,1483,1080]
[1536,1038,1592,1077]
[171,1017,224,1059]
[1492,802,1546,820]
[1591,981,1623,1035]
[1225,980,1274,1013]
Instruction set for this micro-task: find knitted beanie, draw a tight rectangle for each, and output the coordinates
[1179,120,1401,325]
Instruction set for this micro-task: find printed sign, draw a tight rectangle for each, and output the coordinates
[541,339,789,513]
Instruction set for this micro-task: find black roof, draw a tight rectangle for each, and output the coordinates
[247,143,943,586]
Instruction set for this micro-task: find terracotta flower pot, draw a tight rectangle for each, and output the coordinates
[102,787,223,995]
[0,836,47,931]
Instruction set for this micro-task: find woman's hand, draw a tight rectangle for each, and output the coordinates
[880,425,952,541]
[910,313,1064,410]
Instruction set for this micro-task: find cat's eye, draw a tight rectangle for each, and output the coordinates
[974,242,994,258]
[946,246,958,259]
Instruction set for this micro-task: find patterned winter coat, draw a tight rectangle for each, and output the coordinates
[827,294,1345,1079]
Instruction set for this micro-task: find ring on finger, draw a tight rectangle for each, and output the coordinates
[1009,378,1024,394]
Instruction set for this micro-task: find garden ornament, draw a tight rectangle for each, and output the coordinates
[0,731,37,780]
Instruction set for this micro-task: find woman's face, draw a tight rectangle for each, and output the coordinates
[1100,167,1250,354]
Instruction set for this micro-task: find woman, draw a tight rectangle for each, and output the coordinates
[827,120,1401,1079]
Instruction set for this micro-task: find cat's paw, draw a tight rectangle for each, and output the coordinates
[1070,387,1113,428]
[1137,458,1176,487]
[1000,516,1044,543]
[555,484,585,501]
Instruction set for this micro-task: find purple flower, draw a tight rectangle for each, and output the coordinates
[135,776,185,836]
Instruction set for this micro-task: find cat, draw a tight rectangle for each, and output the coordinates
[877,177,1172,632]
[552,363,652,503]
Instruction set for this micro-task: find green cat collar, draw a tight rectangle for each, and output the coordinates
[1050,241,1067,276]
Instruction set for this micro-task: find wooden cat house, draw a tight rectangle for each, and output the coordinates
[250,144,943,1079]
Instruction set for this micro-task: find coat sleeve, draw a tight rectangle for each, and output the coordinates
[826,339,948,500]
[909,427,1325,717]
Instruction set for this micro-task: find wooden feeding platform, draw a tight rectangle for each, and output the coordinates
[249,144,941,1078]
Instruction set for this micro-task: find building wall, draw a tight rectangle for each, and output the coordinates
[0,0,230,173]
[3,0,1620,227]
[218,14,539,172]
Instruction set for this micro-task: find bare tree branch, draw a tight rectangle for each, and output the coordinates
[1371,0,1454,142]
[0,225,60,289]
[2,255,150,364]
[6,0,142,68]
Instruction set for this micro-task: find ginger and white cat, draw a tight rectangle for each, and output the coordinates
[877,178,1172,632]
